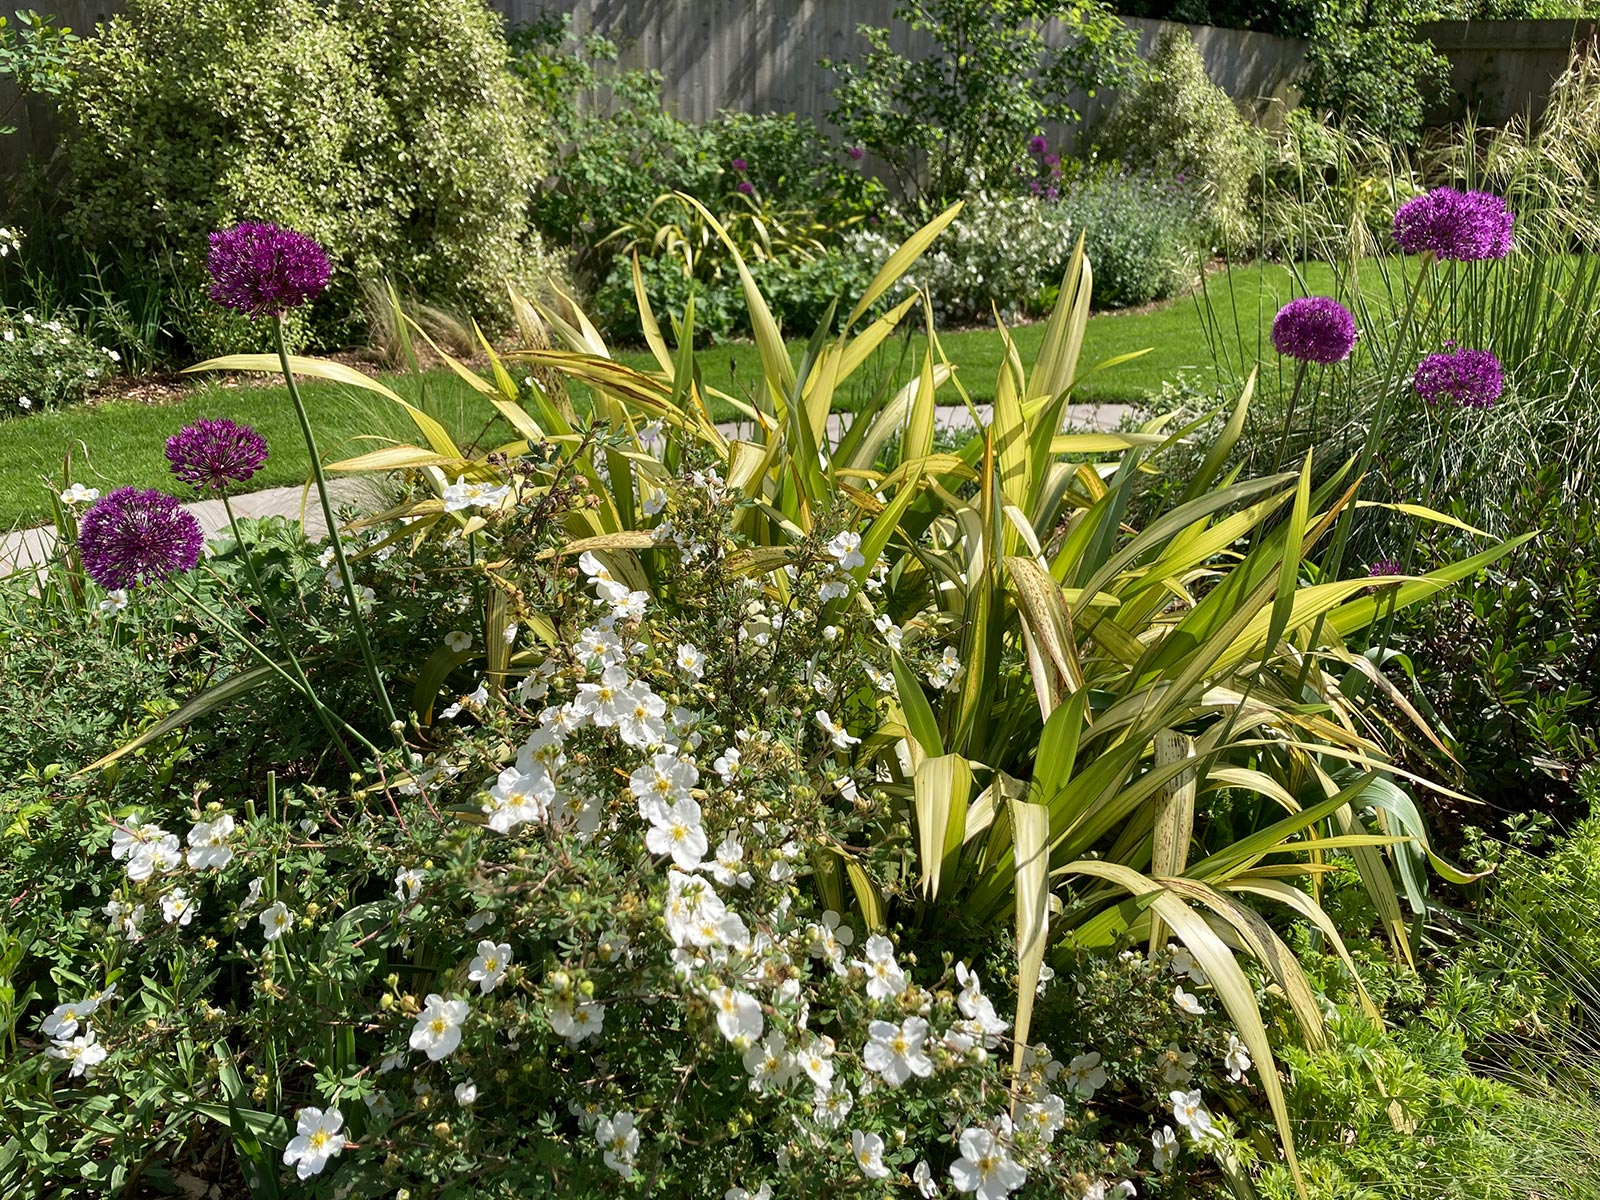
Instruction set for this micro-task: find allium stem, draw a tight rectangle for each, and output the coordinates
[1269,359,1309,479]
[221,494,365,770]
[273,316,400,734]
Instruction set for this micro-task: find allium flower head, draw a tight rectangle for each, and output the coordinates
[1392,187,1514,261]
[846,145,865,160]
[731,157,748,172]
[165,418,269,492]
[1027,134,1049,155]
[207,222,331,317]
[78,487,204,590]
[1413,347,1503,408]
[1368,558,1403,577]
[737,180,755,195]
[1271,297,1357,364]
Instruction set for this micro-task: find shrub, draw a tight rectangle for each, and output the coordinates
[823,0,1140,214]
[1094,27,1260,250]
[50,0,555,355]
[1054,165,1203,307]
[1298,0,1450,145]
[0,307,119,417]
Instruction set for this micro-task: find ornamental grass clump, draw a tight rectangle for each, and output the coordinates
[76,486,204,591]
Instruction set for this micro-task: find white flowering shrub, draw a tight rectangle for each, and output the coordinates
[0,307,121,417]
[0,453,1285,1197]
[849,192,1076,325]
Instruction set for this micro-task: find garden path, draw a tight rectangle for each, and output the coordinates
[0,402,1134,575]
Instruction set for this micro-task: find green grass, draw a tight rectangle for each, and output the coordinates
[0,262,1373,528]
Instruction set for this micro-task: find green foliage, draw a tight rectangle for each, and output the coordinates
[0,307,118,417]
[823,0,1140,214]
[1055,164,1203,306]
[1094,28,1260,250]
[1298,0,1450,145]
[50,0,554,355]
[0,8,77,136]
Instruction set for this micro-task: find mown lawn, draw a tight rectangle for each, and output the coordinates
[0,262,1367,527]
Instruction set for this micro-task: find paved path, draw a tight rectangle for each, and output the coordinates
[2,403,1136,575]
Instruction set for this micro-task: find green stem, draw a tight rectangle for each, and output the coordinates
[272,316,399,734]
[1269,359,1310,480]
[222,495,359,772]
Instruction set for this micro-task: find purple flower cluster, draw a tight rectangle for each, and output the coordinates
[845,145,864,161]
[731,157,748,172]
[1413,347,1504,408]
[207,222,331,318]
[78,487,204,590]
[1025,135,1061,200]
[166,418,270,493]
[1368,558,1403,577]
[1270,297,1358,364]
[1392,188,1514,261]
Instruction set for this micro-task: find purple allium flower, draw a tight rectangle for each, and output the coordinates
[1392,188,1514,261]
[207,222,331,318]
[1270,297,1358,364]
[1368,558,1403,577]
[846,145,864,160]
[165,417,270,492]
[78,486,204,590]
[1413,347,1504,408]
[731,157,748,172]
[1027,135,1049,155]
[736,180,754,195]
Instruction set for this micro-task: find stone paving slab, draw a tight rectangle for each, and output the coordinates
[2,403,1137,576]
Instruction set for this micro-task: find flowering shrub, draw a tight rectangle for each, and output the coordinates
[1052,166,1202,309]
[0,306,120,417]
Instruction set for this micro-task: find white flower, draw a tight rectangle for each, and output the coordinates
[850,1130,891,1180]
[863,1016,933,1086]
[282,1106,346,1179]
[705,834,754,888]
[805,910,856,974]
[455,1080,478,1106]
[468,940,512,994]
[1170,1089,1220,1142]
[161,888,197,926]
[1064,1050,1108,1099]
[708,986,764,1045]
[796,1036,836,1089]
[440,683,488,719]
[96,589,130,616]
[1173,985,1206,1016]
[1167,943,1210,986]
[410,994,469,1061]
[444,630,472,653]
[873,613,903,650]
[260,901,295,942]
[949,1127,1026,1199]
[853,934,907,1001]
[1021,1092,1066,1142]
[185,815,235,871]
[742,1031,794,1093]
[483,763,554,833]
[813,1080,854,1128]
[617,682,669,747]
[864,662,894,691]
[630,752,699,821]
[394,867,424,904]
[1223,1033,1252,1082]
[675,642,705,680]
[58,483,99,505]
[826,531,866,570]
[48,1029,107,1078]
[549,999,606,1044]
[1151,1124,1179,1172]
[815,710,860,750]
[914,1160,938,1198]
[42,998,97,1041]
[1160,1042,1198,1087]
[442,475,510,512]
[645,797,709,870]
[712,746,742,782]
[596,1111,639,1177]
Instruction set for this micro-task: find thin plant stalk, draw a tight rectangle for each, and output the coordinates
[272,315,399,734]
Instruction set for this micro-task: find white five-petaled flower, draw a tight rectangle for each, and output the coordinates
[59,483,99,505]
[949,1127,1027,1199]
[644,797,709,870]
[853,934,907,1001]
[455,1080,478,1106]
[815,709,860,750]
[826,530,866,570]
[444,630,472,653]
[1151,1124,1179,1172]
[914,1160,938,1198]
[596,1111,639,1178]
[442,475,510,512]
[468,940,512,994]
[1223,1033,1252,1082]
[161,888,197,926]
[483,762,554,833]
[282,1106,346,1179]
[185,815,235,871]
[707,986,764,1045]
[675,642,705,680]
[1173,985,1206,1016]
[48,1029,107,1078]
[410,994,469,1061]
[260,901,295,942]
[1170,1089,1220,1142]
[863,1016,933,1086]
[797,1036,836,1089]
[1064,1050,1108,1099]
[549,998,606,1044]
[630,752,699,821]
[850,1129,891,1179]
[394,866,424,904]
